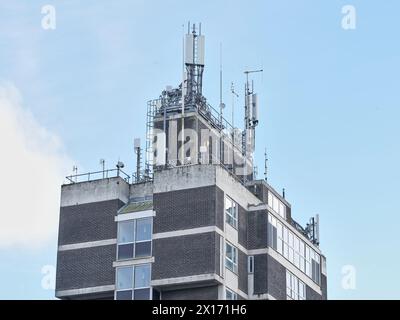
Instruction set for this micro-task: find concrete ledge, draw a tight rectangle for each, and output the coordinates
[113,257,154,267]
[152,273,223,289]
[56,284,115,297]
[58,239,116,251]
[61,176,129,207]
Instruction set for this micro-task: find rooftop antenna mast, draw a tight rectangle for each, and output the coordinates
[72,165,78,183]
[219,43,225,164]
[264,148,268,182]
[184,22,205,106]
[230,82,239,129]
[243,68,263,183]
[99,159,105,179]
[182,22,205,165]
[134,138,141,183]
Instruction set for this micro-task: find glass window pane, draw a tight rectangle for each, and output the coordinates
[135,241,152,258]
[277,222,282,238]
[273,196,278,212]
[116,290,133,300]
[283,243,289,259]
[136,218,152,241]
[279,203,285,218]
[118,243,134,260]
[134,264,150,288]
[289,232,294,247]
[225,258,233,271]
[134,288,150,300]
[226,243,232,260]
[300,241,305,257]
[118,221,135,244]
[233,246,237,263]
[117,266,133,290]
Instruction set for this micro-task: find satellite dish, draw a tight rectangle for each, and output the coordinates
[116,161,125,169]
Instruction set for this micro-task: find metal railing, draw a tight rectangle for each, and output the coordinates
[65,168,130,184]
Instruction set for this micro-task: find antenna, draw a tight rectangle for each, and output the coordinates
[134,138,141,183]
[282,188,285,199]
[181,23,185,166]
[305,214,320,246]
[99,159,105,178]
[264,148,268,181]
[242,68,263,183]
[219,43,222,106]
[72,165,78,182]
[230,82,239,129]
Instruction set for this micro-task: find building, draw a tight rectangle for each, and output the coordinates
[55,24,327,300]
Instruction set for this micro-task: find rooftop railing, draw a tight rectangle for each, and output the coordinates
[65,168,130,184]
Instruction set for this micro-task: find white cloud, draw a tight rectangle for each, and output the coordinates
[0,82,71,248]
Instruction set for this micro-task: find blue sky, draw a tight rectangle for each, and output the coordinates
[0,0,399,299]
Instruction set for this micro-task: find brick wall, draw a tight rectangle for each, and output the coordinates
[56,245,116,292]
[152,232,218,280]
[153,186,222,233]
[58,199,124,245]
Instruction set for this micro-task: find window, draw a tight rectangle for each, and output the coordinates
[225,242,238,273]
[268,214,277,250]
[115,264,151,300]
[226,288,237,300]
[248,256,254,274]
[277,222,283,254]
[268,191,286,219]
[225,196,238,229]
[286,270,306,300]
[135,218,152,258]
[117,218,152,260]
[311,250,321,285]
[117,221,135,260]
[268,213,321,284]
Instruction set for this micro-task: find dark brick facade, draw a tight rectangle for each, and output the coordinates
[321,274,328,300]
[267,255,287,300]
[216,187,225,231]
[306,285,323,300]
[253,254,287,300]
[58,199,124,245]
[253,254,268,294]
[153,186,223,233]
[238,206,247,248]
[247,210,268,249]
[161,285,219,300]
[152,232,219,280]
[56,245,116,292]
[238,250,248,294]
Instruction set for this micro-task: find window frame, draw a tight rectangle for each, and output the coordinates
[117,217,153,261]
[286,270,306,300]
[115,264,152,300]
[268,213,321,284]
[225,288,237,300]
[225,196,238,229]
[225,242,238,274]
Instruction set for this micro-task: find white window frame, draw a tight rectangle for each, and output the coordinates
[115,264,152,300]
[225,288,237,300]
[286,270,306,300]
[225,242,238,274]
[117,217,153,261]
[268,213,321,284]
[225,196,238,229]
[268,191,286,219]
